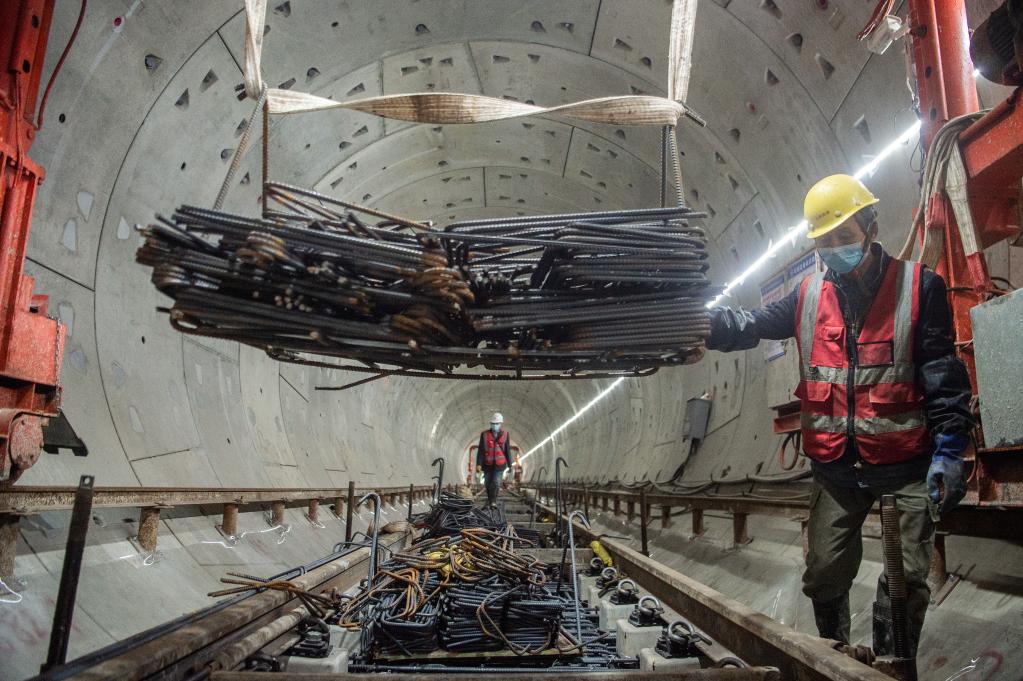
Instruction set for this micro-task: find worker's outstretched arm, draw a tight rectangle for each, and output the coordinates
[477,433,486,468]
[705,288,799,352]
[916,271,974,514]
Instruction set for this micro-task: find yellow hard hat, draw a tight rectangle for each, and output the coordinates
[803,174,879,239]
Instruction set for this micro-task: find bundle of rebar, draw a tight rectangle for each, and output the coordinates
[412,494,510,537]
[333,528,618,663]
[136,182,714,379]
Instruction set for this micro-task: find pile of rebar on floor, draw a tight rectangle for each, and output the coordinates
[412,492,510,537]
[136,183,714,379]
[333,528,623,669]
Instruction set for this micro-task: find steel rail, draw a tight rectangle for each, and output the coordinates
[523,495,892,681]
[0,485,433,515]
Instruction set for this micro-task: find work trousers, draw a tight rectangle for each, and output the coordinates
[483,466,504,506]
[802,474,935,651]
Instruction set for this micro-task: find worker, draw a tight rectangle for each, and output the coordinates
[704,175,973,657]
[476,412,510,508]
[512,454,523,486]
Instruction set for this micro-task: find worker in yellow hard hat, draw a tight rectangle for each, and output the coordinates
[704,174,972,658]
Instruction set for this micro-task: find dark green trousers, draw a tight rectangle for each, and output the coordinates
[802,474,936,652]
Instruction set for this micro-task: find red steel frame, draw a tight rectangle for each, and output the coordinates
[907,0,1023,504]
[0,0,64,483]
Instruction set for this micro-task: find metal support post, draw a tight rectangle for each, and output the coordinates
[928,532,959,605]
[269,500,285,528]
[639,489,650,557]
[221,503,238,536]
[583,485,589,518]
[0,513,18,581]
[732,513,750,547]
[613,496,621,516]
[661,505,671,529]
[407,483,414,520]
[307,498,319,524]
[602,495,608,511]
[692,508,705,536]
[345,480,355,543]
[42,475,94,671]
[138,506,160,552]
[627,500,635,522]
[333,495,344,519]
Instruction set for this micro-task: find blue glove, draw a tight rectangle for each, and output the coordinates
[926,433,969,515]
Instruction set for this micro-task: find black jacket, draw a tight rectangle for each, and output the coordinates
[707,244,973,487]
[477,430,510,470]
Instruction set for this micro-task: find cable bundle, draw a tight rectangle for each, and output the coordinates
[136,183,713,380]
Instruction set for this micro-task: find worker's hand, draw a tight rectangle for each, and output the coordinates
[475,465,482,474]
[926,433,969,515]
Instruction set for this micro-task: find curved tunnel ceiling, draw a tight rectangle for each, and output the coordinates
[21,0,1012,490]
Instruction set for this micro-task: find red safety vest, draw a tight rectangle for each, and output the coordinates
[794,258,929,465]
[482,430,508,467]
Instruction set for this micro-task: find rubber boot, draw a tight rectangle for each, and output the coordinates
[812,593,850,645]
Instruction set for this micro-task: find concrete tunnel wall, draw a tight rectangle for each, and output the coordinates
[5,0,1023,677]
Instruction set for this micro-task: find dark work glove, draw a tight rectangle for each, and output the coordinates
[926,433,968,515]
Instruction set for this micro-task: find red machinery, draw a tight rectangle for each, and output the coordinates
[0,0,65,483]
[904,0,1022,503]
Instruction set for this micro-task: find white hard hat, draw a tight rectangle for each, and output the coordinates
[490,412,504,424]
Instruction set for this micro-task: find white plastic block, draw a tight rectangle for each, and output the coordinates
[639,647,702,672]
[616,618,665,658]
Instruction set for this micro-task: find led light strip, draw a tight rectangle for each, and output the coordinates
[519,377,626,463]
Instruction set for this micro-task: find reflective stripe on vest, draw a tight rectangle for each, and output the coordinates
[483,431,508,467]
[794,258,929,465]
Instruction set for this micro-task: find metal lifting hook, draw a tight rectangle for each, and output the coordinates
[534,466,548,520]
[430,457,444,502]
[358,491,382,580]
[555,457,569,546]
[566,510,590,645]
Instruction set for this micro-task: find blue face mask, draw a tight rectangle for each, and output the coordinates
[491,424,501,433]
[818,241,866,274]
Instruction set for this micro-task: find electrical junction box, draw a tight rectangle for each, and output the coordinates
[971,288,1023,447]
[684,397,712,441]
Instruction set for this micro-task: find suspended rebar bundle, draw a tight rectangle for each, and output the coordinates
[136,182,714,380]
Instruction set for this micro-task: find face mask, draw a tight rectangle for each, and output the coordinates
[818,240,866,274]
[490,424,501,433]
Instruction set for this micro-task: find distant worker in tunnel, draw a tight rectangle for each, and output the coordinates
[704,174,973,657]
[476,412,510,508]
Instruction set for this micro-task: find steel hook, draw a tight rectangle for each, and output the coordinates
[357,491,382,580]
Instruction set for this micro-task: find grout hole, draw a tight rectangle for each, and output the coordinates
[531,20,546,32]
[814,53,835,79]
[760,0,782,19]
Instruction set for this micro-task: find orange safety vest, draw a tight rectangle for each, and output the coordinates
[482,430,508,467]
[794,259,929,464]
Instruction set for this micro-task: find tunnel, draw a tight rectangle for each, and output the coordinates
[1,1,1022,679]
